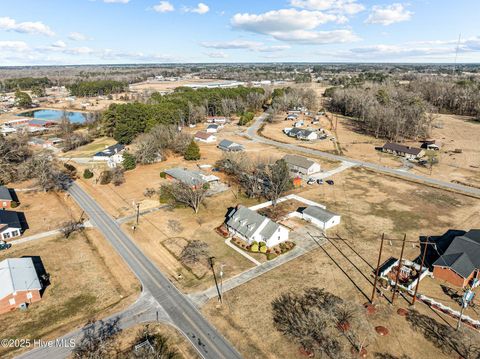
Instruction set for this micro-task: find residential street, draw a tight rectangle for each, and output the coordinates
[17,182,242,359]
[247,113,480,197]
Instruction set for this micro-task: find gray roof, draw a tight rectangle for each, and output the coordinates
[0,258,42,300]
[383,142,423,156]
[433,229,480,278]
[207,124,219,129]
[226,206,280,241]
[0,186,12,201]
[0,210,22,230]
[302,206,338,223]
[164,168,205,187]
[283,154,316,170]
[287,128,303,137]
[94,143,125,157]
[218,139,244,151]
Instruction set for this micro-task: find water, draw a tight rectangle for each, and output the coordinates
[19,109,90,124]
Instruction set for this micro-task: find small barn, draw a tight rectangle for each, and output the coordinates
[301,206,341,230]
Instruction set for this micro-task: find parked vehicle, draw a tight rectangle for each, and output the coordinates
[316,179,323,184]
[307,178,316,185]
[0,241,12,251]
[326,180,335,185]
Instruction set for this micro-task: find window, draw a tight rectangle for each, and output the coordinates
[27,292,33,299]
[8,298,15,305]
[11,230,18,237]
[3,232,10,239]
[2,201,6,207]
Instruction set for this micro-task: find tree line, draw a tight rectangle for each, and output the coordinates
[68,80,128,97]
[0,77,51,92]
[102,86,266,143]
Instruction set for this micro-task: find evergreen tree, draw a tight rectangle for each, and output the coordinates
[184,140,200,161]
[122,152,136,171]
[14,90,32,108]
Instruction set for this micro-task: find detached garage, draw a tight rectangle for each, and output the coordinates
[301,206,341,230]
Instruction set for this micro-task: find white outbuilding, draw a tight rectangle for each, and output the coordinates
[301,206,341,230]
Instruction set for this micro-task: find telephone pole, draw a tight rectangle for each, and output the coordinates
[371,233,385,304]
[391,234,407,304]
[136,203,140,225]
[208,257,222,303]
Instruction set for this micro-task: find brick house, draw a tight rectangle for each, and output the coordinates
[0,186,13,209]
[0,258,43,314]
[425,229,480,288]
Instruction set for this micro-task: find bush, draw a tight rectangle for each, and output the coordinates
[63,163,77,174]
[83,169,94,179]
[122,151,136,171]
[267,253,277,260]
[238,112,255,126]
[184,140,200,161]
[99,170,112,185]
[160,171,166,179]
[259,245,267,253]
[10,201,18,208]
[251,243,259,252]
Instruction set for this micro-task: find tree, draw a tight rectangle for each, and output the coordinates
[83,169,94,179]
[263,159,293,206]
[160,181,208,213]
[60,220,84,238]
[73,318,121,358]
[26,152,70,191]
[111,167,125,186]
[31,86,46,97]
[122,152,136,171]
[14,90,32,108]
[180,240,209,266]
[129,325,180,359]
[184,140,200,161]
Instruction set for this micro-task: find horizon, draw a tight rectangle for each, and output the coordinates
[1,0,479,66]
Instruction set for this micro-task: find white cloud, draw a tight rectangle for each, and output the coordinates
[153,1,174,13]
[0,41,29,51]
[51,40,67,48]
[205,51,228,59]
[231,9,358,44]
[0,17,55,36]
[201,39,291,52]
[366,3,412,26]
[68,32,89,41]
[290,0,365,15]
[184,3,210,14]
[103,0,130,3]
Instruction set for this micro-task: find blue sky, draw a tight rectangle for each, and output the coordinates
[0,0,479,65]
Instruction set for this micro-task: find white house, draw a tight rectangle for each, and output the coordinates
[283,154,321,176]
[217,139,244,152]
[194,131,216,143]
[206,124,220,133]
[301,206,341,230]
[225,205,289,248]
[293,121,304,128]
[0,210,23,241]
[92,143,125,168]
[297,130,318,141]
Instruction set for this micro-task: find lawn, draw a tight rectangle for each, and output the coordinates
[0,229,140,358]
[59,136,117,158]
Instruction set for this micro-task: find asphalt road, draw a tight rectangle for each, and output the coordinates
[247,113,480,197]
[18,182,242,359]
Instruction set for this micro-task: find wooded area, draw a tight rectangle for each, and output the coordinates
[67,80,128,97]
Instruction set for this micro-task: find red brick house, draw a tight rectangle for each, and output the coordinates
[0,258,43,314]
[0,186,13,209]
[432,230,480,288]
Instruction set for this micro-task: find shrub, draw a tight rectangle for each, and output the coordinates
[83,169,94,179]
[64,163,77,174]
[259,245,267,253]
[160,171,166,178]
[10,201,18,208]
[99,170,112,185]
[238,112,255,126]
[184,140,200,161]
[122,151,136,171]
[251,243,259,252]
[267,253,277,260]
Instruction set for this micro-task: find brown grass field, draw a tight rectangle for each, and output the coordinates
[0,229,140,358]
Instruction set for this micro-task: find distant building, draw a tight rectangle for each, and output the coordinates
[194,131,216,143]
[296,129,318,141]
[0,186,13,209]
[206,116,227,124]
[217,139,244,152]
[28,119,57,128]
[206,124,220,133]
[92,143,125,168]
[225,205,289,248]
[0,210,23,241]
[164,167,219,189]
[282,154,321,176]
[0,258,43,314]
[301,206,341,230]
[381,143,425,160]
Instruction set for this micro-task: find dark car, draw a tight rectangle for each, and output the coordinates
[326,180,335,185]
[316,179,323,184]
[0,241,12,251]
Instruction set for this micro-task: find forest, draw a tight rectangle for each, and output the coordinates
[0,77,51,92]
[67,80,128,97]
[102,86,266,143]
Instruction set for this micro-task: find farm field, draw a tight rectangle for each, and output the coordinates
[0,229,140,358]
[202,166,480,359]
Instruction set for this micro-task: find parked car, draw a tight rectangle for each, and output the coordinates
[316,179,323,184]
[326,180,334,185]
[0,241,12,251]
[307,178,316,185]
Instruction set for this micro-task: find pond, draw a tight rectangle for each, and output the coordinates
[18,109,91,124]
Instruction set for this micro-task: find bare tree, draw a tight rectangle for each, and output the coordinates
[73,318,121,359]
[262,159,292,206]
[60,220,84,238]
[129,325,180,359]
[111,167,125,186]
[161,181,208,213]
[180,240,209,266]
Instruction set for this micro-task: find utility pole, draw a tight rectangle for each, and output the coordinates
[411,237,428,306]
[136,202,140,225]
[392,234,407,304]
[219,263,225,304]
[208,257,222,303]
[371,233,385,304]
